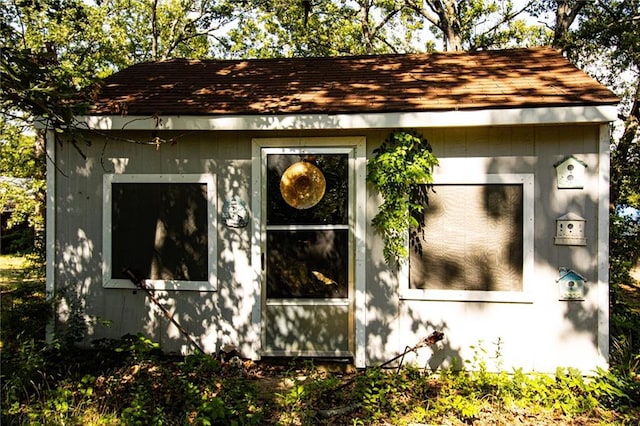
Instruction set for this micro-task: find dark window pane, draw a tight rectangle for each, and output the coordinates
[410,184,523,291]
[266,230,348,298]
[111,183,208,281]
[267,154,348,225]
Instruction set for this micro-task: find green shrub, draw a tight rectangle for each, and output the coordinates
[2,253,640,425]
[0,280,50,349]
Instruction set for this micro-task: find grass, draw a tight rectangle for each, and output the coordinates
[618,267,640,313]
[0,254,43,284]
[0,255,47,350]
[1,253,639,425]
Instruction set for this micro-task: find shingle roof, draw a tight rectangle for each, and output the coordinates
[89,47,618,116]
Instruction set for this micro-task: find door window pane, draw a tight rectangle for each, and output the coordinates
[267,154,348,225]
[266,230,348,298]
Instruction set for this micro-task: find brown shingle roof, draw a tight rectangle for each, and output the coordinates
[89,47,618,116]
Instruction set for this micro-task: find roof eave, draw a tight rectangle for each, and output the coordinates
[69,105,619,131]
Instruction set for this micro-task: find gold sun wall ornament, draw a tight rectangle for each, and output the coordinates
[279,161,326,209]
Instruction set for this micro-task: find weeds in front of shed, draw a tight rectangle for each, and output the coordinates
[0,255,49,350]
[2,252,640,425]
[273,365,312,425]
[1,335,264,425]
[1,335,637,426]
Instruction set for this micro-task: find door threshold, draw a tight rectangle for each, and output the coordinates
[260,350,353,359]
[258,353,355,371]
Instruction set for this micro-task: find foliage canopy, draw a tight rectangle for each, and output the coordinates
[0,0,638,266]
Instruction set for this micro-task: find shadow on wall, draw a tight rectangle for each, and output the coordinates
[484,139,600,348]
[53,122,605,368]
[363,205,462,368]
[363,127,603,370]
[54,134,258,357]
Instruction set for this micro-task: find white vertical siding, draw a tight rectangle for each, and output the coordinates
[53,124,608,371]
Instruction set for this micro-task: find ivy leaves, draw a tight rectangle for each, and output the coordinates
[367,130,439,267]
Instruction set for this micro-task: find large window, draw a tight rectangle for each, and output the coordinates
[103,174,217,291]
[401,174,534,303]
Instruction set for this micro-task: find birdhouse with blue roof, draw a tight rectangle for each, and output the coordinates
[556,268,586,300]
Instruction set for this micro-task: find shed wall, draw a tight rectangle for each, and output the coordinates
[53,124,606,371]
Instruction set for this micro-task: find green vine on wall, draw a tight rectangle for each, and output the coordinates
[367,130,439,267]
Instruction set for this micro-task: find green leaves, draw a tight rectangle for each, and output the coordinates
[367,130,438,267]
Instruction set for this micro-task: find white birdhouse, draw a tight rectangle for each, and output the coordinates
[554,212,586,246]
[554,156,587,189]
[556,268,586,300]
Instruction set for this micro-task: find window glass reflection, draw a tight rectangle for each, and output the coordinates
[267,154,348,225]
[112,183,208,281]
[266,230,348,298]
[410,184,523,292]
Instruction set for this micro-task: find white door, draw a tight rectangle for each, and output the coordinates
[258,146,355,357]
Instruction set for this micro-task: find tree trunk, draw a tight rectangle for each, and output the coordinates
[552,0,586,49]
[406,0,463,51]
[360,1,375,54]
[151,0,159,60]
[443,21,462,51]
[440,0,462,51]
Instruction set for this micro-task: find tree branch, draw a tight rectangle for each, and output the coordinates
[404,0,441,26]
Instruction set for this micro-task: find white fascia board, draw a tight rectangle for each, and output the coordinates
[77,105,617,131]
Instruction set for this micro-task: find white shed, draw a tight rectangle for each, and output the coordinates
[47,47,618,372]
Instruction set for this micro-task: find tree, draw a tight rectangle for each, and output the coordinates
[1,0,240,132]
[526,1,638,213]
[224,1,363,57]
[1,0,99,132]
[404,0,545,51]
[552,0,587,49]
[527,0,589,50]
[1,0,242,255]
[224,0,427,57]
[405,0,463,51]
[225,1,546,57]
[0,123,43,254]
[569,0,640,211]
[1,0,100,256]
[98,0,237,61]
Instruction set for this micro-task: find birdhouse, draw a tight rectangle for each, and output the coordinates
[554,212,586,246]
[554,156,587,189]
[556,268,586,300]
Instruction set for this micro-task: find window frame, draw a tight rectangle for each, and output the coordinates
[102,173,217,291]
[399,173,534,303]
